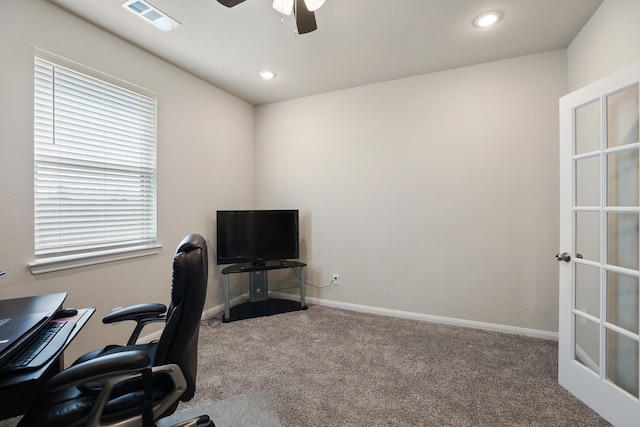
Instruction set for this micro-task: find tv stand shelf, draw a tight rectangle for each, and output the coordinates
[221,260,307,323]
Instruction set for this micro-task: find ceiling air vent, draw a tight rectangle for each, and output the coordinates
[122,0,181,31]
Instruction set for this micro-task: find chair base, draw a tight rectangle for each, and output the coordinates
[222,298,307,323]
[173,414,215,427]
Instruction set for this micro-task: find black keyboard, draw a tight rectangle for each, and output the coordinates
[1,321,74,372]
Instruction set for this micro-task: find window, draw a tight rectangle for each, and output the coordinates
[30,52,159,274]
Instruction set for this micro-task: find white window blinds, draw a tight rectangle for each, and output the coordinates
[34,55,157,260]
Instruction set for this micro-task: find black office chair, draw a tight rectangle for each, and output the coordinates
[18,234,214,427]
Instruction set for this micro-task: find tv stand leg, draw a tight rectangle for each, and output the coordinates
[300,266,306,307]
[224,274,230,320]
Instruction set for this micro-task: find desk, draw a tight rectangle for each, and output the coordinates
[222,260,307,322]
[0,304,94,420]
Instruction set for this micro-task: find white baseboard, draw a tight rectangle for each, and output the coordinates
[138,294,250,343]
[140,292,558,343]
[138,328,162,344]
[575,344,600,374]
[201,294,249,320]
[270,291,559,341]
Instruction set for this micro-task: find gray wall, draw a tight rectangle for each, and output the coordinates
[0,0,255,362]
[256,50,567,333]
[568,0,640,90]
[255,0,640,337]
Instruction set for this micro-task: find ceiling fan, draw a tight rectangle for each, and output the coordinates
[217,0,324,34]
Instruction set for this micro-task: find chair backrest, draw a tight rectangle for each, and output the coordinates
[153,233,208,401]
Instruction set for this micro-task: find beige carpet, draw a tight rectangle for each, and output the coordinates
[183,304,610,426]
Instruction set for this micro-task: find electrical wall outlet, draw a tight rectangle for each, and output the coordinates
[332,274,340,285]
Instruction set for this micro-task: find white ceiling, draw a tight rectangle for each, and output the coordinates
[48,0,603,106]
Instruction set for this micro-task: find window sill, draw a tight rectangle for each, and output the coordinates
[28,245,162,275]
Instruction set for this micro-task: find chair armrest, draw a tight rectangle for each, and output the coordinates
[46,350,151,391]
[103,303,167,324]
[44,351,187,427]
[103,303,167,345]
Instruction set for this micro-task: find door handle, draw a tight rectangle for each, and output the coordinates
[556,252,571,262]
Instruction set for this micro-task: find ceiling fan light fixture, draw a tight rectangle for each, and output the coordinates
[473,11,502,28]
[272,0,294,15]
[303,0,325,12]
[271,0,321,34]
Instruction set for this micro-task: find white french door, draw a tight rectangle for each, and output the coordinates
[559,61,640,426]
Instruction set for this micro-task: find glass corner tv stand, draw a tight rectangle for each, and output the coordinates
[220,260,308,322]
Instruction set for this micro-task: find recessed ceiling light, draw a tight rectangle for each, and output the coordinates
[473,11,502,28]
[258,70,276,80]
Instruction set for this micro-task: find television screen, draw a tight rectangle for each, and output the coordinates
[216,210,299,265]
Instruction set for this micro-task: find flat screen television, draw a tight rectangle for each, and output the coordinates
[216,209,299,266]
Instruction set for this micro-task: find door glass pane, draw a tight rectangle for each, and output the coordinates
[575,263,600,318]
[607,212,639,270]
[606,329,639,398]
[607,85,639,148]
[576,100,601,155]
[575,315,600,374]
[607,271,639,334]
[576,211,600,262]
[607,149,639,207]
[576,156,600,207]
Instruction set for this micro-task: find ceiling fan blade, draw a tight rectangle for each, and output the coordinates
[294,0,317,34]
[217,0,247,7]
